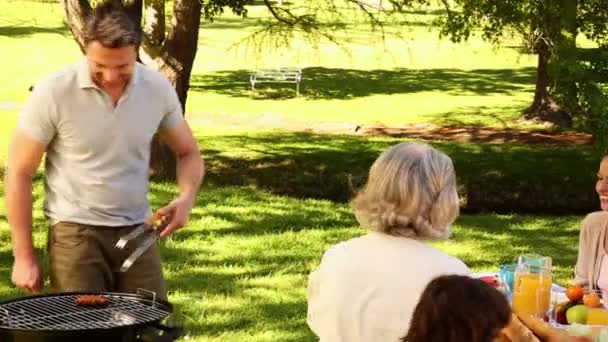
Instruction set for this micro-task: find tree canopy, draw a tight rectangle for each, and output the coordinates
[436,0,608,148]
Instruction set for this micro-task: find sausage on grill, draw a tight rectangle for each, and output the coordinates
[75,295,108,307]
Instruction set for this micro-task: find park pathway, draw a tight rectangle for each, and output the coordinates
[1,100,592,147]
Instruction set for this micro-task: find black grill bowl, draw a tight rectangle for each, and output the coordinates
[0,291,179,342]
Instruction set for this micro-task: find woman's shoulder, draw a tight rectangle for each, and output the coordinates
[584,211,608,220]
[318,233,408,262]
[318,235,366,261]
[413,243,471,274]
[582,211,608,229]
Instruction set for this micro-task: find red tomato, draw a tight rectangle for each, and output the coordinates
[566,285,584,301]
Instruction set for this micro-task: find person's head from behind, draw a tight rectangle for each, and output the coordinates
[403,275,511,342]
[84,0,142,91]
[352,142,459,239]
[596,155,608,211]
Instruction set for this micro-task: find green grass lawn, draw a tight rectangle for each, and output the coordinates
[0,0,540,128]
[0,1,596,340]
[0,110,591,341]
[198,128,600,213]
[0,172,586,341]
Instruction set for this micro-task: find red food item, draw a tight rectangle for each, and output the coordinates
[479,276,499,288]
[75,295,109,307]
[566,285,584,301]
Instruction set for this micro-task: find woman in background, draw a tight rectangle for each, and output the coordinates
[574,155,608,291]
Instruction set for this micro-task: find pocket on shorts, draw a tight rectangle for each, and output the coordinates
[50,222,88,248]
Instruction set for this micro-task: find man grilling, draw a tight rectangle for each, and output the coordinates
[4,1,204,301]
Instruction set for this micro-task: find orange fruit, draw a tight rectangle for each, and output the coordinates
[566,285,585,301]
[583,292,602,308]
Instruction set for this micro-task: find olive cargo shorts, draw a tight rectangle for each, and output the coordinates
[47,221,167,300]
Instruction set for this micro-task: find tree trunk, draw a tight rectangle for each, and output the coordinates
[523,40,571,127]
[527,42,553,113]
[124,0,143,26]
[141,0,201,109]
[150,137,177,180]
[145,0,202,180]
[554,0,579,115]
[61,0,202,180]
[60,0,91,54]
[143,0,165,47]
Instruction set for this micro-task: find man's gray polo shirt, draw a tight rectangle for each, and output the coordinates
[17,59,184,226]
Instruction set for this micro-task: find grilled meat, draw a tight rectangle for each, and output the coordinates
[75,295,108,307]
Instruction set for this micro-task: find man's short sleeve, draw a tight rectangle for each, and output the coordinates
[17,82,57,145]
[160,80,185,128]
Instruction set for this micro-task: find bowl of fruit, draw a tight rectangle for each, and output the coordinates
[551,285,608,339]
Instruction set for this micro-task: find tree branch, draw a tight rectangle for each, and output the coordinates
[345,0,383,28]
[438,0,454,21]
[263,0,296,25]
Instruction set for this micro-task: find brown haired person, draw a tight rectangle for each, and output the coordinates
[403,275,512,342]
[5,1,204,300]
[404,275,589,342]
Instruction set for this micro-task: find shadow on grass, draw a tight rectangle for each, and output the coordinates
[150,184,357,241]
[432,106,516,127]
[0,181,581,339]
[197,131,600,214]
[0,25,70,37]
[200,16,265,30]
[400,8,448,16]
[189,67,536,100]
[154,185,580,338]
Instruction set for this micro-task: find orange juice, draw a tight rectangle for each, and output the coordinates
[587,308,608,325]
[512,273,552,317]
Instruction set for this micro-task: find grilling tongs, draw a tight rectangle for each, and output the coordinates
[116,211,170,273]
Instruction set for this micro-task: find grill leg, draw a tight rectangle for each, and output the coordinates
[296,82,299,96]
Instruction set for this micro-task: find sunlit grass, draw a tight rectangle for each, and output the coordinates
[0,3,594,340]
[0,179,584,341]
[0,109,592,340]
[0,0,541,129]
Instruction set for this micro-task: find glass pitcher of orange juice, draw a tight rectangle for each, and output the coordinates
[512,254,553,317]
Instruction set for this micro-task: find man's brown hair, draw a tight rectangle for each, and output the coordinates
[84,1,142,48]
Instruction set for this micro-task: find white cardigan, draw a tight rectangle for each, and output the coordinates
[307,232,471,342]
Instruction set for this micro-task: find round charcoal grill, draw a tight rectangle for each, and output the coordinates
[0,291,183,342]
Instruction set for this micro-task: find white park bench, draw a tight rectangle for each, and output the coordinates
[250,68,302,96]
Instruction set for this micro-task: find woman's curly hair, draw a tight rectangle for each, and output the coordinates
[352,142,459,239]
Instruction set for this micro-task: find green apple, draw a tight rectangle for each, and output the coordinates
[567,305,590,325]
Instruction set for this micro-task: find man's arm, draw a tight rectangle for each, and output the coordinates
[5,129,47,292]
[155,120,204,237]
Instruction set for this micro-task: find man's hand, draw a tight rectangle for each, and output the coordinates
[156,196,195,238]
[12,253,43,293]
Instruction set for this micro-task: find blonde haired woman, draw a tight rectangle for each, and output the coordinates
[306,142,471,342]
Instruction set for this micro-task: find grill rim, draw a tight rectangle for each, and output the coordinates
[0,291,173,333]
